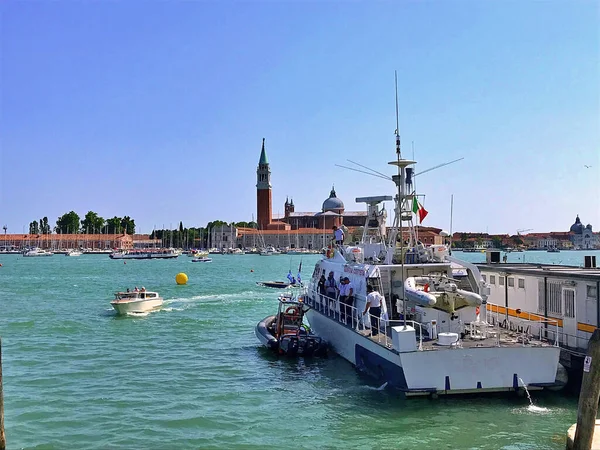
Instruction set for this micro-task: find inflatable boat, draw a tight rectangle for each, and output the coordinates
[255,298,327,357]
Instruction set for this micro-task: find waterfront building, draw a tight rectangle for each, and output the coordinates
[569,215,598,249]
[0,233,134,250]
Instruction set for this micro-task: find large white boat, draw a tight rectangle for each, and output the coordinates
[110,290,164,314]
[22,247,53,257]
[109,248,179,259]
[302,121,563,396]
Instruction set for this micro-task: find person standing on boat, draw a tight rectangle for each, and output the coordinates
[318,271,326,310]
[339,277,354,324]
[324,271,338,313]
[363,285,384,336]
[333,226,344,246]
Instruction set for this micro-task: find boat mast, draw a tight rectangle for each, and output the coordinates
[388,71,416,328]
[395,72,407,328]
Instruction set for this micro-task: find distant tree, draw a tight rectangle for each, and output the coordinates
[41,217,50,234]
[476,236,483,247]
[512,236,523,246]
[491,236,503,249]
[55,211,81,234]
[29,220,39,234]
[120,216,135,234]
[460,233,468,248]
[81,211,106,234]
[206,220,228,230]
[106,217,122,234]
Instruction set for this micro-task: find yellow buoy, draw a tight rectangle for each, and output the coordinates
[176,272,188,285]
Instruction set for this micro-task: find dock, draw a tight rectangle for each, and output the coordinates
[566,420,600,449]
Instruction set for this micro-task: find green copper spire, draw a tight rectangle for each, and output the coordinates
[259,138,268,165]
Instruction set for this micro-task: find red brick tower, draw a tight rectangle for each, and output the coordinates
[256,138,272,230]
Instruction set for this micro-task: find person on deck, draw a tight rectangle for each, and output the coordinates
[318,271,326,310]
[333,226,344,246]
[363,285,384,336]
[338,277,354,324]
[324,271,338,313]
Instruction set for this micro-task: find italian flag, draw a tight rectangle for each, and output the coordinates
[412,197,429,223]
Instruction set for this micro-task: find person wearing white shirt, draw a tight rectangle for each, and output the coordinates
[333,226,344,245]
[363,285,384,336]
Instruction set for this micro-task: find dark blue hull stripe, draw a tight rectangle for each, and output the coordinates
[354,345,408,390]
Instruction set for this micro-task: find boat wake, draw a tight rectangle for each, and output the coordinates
[363,382,389,391]
[165,291,265,307]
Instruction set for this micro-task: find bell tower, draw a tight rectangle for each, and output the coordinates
[256,138,272,230]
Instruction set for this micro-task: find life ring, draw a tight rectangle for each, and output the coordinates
[285,306,300,317]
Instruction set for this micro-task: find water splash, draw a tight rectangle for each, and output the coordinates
[518,377,549,413]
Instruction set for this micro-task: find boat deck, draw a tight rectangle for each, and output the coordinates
[358,327,557,351]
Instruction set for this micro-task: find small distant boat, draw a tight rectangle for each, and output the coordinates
[22,247,53,257]
[260,246,281,256]
[255,295,327,357]
[110,290,164,315]
[192,257,212,263]
[547,247,560,253]
[256,281,303,289]
[189,250,209,258]
[66,249,82,257]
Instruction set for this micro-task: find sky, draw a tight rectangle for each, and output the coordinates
[1,0,598,235]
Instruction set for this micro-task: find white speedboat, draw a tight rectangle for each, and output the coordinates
[109,248,179,259]
[110,290,164,314]
[22,247,53,257]
[302,117,563,396]
[192,257,212,262]
[66,249,83,256]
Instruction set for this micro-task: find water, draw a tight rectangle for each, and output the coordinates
[0,251,591,449]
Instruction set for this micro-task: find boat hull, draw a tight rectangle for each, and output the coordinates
[111,298,164,314]
[109,253,178,259]
[305,308,561,395]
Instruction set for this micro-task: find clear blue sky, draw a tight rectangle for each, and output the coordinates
[1,1,598,235]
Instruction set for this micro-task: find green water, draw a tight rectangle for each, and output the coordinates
[0,253,580,449]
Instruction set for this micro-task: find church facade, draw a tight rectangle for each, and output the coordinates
[255,139,366,232]
[569,215,599,249]
[209,138,442,250]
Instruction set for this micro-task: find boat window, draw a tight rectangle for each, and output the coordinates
[481,274,486,282]
[489,275,496,285]
[499,277,504,286]
[508,277,515,287]
[587,285,597,298]
[518,278,525,289]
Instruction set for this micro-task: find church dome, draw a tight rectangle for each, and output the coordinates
[322,187,344,211]
[570,215,584,234]
[586,224,593,231]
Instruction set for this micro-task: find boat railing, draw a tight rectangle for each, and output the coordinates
[485,302,560,348]
[305,287,424,350]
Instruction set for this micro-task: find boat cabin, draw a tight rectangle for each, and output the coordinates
[114,291,159,301]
